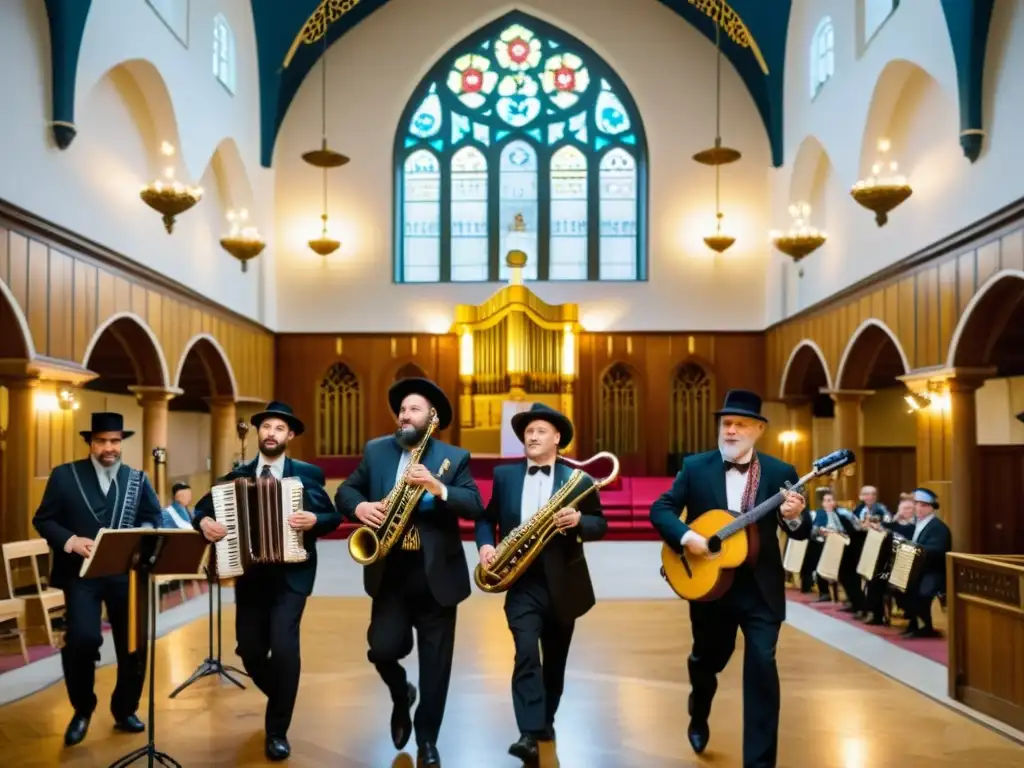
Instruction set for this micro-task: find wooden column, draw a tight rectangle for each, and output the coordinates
[825,390,873,503]
[782,396,813,471]
[129,386,179,504]
[208,396,237,480]
[0,375,38,545]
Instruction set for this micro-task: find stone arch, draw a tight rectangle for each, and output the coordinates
[947,270,1024,373]
[835,319,910,390]
[0,280,35,359]
[173,333,238,398]
[81,312,170,391]
[779,340,833,399]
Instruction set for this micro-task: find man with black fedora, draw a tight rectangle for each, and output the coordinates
[194,400,340,761]
[33,411,163,747]
[650,390,810,768]
[476,402,607,765]
[336,377,484,767]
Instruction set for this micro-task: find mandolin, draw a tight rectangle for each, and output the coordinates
[659,449,856,601]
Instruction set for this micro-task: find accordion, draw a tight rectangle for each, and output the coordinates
[815,533,849,583]
[783,538,808,574]
[856,527,892,581]
[888,540,924,593]
[211,476,308,579]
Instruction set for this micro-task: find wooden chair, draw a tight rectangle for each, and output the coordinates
[0,597,30,664]
[2,539,66,648]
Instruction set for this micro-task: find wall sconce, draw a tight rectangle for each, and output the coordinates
[770,202,826,277]
[904,386,950,414]
[57,387,80,411]
[851,137,912,226]
[140,141,203,233]
[904,391,930,413]
[778,430,799,445]
[220,209,266,272]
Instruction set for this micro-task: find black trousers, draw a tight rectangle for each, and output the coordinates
[862,578,886,620]
[61,575,144,720]
[903,586,936,630]
[688,567,781,768]
[234,566,308,738]
[504,570,574,736]
[367,550,457,746]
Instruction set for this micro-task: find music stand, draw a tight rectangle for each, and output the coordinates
[81,528,209,768]
[168,559,247,698]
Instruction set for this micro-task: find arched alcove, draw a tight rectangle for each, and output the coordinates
[779,340,832,400]
[596,361,640,460]
[173,334,238,412]
[317,362,364,457]
[836,320,910,390]
[81,313,169,393]
[0,281,34,360]
[948,270,1024,375]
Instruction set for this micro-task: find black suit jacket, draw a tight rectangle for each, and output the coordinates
[475,460,607,622]
[334,435,484,608]
[193,456,340,597]
[33,459,163,589]
[885,516,952,597]
[649,449,812,619]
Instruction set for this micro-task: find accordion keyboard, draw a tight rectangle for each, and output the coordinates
[889,542,920,592]
[211,483,244,578]
[280,477,309,564]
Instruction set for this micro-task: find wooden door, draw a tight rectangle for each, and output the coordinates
[859,447,916,511]
[978,445,1024,555]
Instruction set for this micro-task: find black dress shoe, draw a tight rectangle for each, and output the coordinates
[64,713,91,747]
[508,733,539,765]
[391,683,417,750]
[687,693,709,754]
[265,735,291,761]
[417,742,441,767]
[113,714,145,733]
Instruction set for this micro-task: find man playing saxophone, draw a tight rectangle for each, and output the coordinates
[335,377,483,768]
[475,403,608,765]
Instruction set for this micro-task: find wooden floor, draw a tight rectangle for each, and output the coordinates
[1,597,1021,767]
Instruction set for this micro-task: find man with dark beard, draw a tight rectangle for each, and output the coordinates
[33,412,163,747]
[335,377,484,768]
[194,401,340,761]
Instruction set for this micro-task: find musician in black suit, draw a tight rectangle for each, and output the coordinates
[476,403,607,765]
[335,377,484,768]
[32,412,162,747]
[194,401,340,761]
[649,390,810,768]
[861,494,916,625]
[876,487,952,638]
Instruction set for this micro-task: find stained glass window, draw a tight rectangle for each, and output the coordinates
[394,13,646,283]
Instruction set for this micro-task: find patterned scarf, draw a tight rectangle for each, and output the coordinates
[740,453,761,513]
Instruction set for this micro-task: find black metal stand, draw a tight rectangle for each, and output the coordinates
[168,567,247,698]
[109,537,181,768]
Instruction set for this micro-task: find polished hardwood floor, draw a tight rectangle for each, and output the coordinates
[1,597,1021,767]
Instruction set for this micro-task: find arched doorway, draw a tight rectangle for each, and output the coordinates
[948,271,1024,554]
[0,282,36,546]
[778,341,833,501]
[836,320,913,512]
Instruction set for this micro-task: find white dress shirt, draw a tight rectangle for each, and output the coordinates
[257,452,287,480]
[912,513,934,543]
[395,449,448,501]
[520,460,556,525]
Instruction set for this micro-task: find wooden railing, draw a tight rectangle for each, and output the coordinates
[947,553,1024,731]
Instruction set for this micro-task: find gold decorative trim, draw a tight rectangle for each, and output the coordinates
[687,0,769,75]
[452,285,579,333]
[283,0,362,69]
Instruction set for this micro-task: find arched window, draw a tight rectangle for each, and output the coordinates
[394,12,647,284]
[669,363,714,455]
[810,17,834,98]
[213,14,236,94]
[597,363,639,456]
[317,363,363,456]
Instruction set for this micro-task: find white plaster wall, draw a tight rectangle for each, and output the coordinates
[272,0,773,333]
[0,0,277,326]
[768,0,1024,322]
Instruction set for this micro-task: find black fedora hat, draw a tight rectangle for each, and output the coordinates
[511,403,574,449]
[714,389,768,423]
[80,412,135,441]
[1017,410,1024,424]
[251,401,305,436]
[388,377,453,431]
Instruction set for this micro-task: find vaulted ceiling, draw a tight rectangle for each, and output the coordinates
[250,0,792,167]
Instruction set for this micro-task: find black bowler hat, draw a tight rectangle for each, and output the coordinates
[714,389,768,423]
[388,377,453,431]
[251,401,305,436]
[1016,410,1023,424]
[511,403,574,449]
[80,412,134,442]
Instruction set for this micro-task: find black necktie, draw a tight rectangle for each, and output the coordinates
[528,465,552,476]
[724,460,750,474]
[260,465,272,478]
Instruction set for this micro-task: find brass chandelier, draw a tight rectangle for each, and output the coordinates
[770,202,826,271]
[851,138,912,226]
[220,209,266,272]
[140,142,203,233]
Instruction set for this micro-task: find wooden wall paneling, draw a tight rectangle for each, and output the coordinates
[978,445,1024,555]
[938,259,958,357]
[1003,229,1024,272]
[977,238,1000,288]
[0,226,9,280]
[860,447,916,509]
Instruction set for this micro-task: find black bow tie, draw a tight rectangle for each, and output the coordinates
[528,465,552,476]
[724,460,750,474]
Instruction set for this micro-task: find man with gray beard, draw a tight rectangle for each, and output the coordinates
[650,390,810,768]
[336,377,483,768]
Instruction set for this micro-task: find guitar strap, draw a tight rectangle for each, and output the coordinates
[740,454,761,513]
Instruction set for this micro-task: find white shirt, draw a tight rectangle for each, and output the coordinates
[257,453,286,480]
[396,449,448,501]
[520,460,556,525]
[912,513,934,543]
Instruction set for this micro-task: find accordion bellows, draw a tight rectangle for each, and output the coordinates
[211,476,308,578]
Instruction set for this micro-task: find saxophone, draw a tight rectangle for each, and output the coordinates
[348,409,449,565]
[474,451,620,593]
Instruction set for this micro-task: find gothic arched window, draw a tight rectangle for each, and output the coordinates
[597,362,639,456]
[317,363,363,456]
[395,12,647,284]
